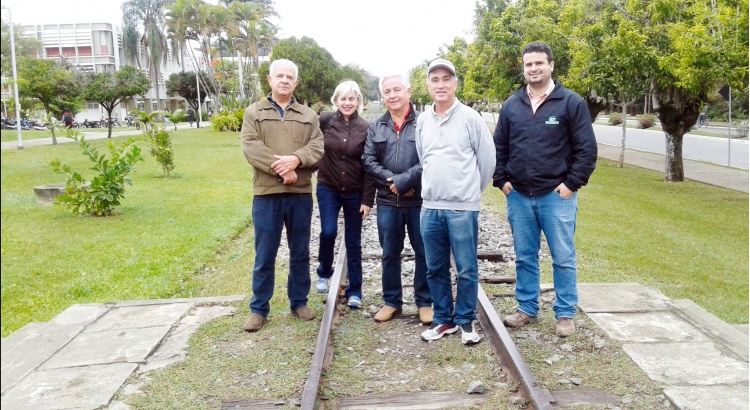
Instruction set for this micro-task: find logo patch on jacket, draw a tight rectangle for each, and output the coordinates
[545,116,559,125]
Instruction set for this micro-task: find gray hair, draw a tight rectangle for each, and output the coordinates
[269,59,299,79]
[331,80,364,115]
[378,74,410,95]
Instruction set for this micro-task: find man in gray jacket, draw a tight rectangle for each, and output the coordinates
[362,74,433,325]
[416,59,495,345]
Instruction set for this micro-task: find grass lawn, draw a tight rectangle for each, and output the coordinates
[1,128,254,336]
[1,127,748,338]
[483,159,749,324]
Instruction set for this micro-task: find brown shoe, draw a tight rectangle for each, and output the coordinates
[503,310,538,328]
[374,305,402,322]
[556,318,575,337]
[418,307,434,325]
[292,306,316,321]
[244,313,267,332]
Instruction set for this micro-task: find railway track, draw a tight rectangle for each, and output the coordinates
[301,241,553,409]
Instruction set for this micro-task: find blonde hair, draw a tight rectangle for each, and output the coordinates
[330,80,364,115]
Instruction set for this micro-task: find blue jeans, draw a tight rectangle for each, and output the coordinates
[316,184,363,299]
[249,194,313,316]
[376,204,431,308]
[506,189,578,319]
[420,209,479,326]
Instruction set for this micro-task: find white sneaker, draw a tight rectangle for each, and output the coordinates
[315,278,329,293]
[420,322,459,341]
[460,322,481,345]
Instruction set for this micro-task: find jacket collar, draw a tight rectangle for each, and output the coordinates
[515,80,562,104]
[379,102,417,126]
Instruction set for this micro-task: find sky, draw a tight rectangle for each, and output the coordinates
[3,0,477,78]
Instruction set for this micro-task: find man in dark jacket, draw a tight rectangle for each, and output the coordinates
[493,42,597,337]
[362,74,433,325]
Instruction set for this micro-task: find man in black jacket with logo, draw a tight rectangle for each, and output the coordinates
[362,73,433,325]
[493,42,597,337]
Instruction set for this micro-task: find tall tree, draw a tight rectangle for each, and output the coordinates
[17,59,83,144]
[165,71,214,127]
[81,66,151,138]
[121,0,171,109]
[261,37,339,105]
[1,19,41,76]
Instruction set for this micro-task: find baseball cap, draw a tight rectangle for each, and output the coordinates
[427,58,456,76]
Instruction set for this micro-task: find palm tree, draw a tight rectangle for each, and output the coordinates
[226,1,278,100]
[121,0,171,110]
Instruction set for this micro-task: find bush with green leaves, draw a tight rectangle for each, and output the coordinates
[50,130,143,216]
[608,112,623,126]
[211,109,242,132]
[637,114,657,129]
[148,128,175,178]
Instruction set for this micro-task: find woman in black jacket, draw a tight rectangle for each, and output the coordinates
[314,80,375,309]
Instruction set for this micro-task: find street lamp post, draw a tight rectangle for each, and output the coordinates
[195,66,201,129]
[4,7,23,150]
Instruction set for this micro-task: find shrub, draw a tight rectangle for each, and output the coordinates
[608,112,623,125]
[148,129,175,178]
[50,130,143,216]
[637,114,657,129]
[735,120,748,139]
[211,110,241,132]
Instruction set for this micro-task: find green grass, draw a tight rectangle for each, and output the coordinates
[2,128,748,339]
[1,129,56,142]
[483,159,749,324]
[0,128,254,336]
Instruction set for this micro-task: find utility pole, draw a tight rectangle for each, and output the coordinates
[3,7,23,150]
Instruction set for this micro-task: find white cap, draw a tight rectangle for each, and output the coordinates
[427,58,456,76]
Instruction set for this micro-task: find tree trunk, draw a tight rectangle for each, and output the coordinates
[584,91,608,123]
[651,82,703,182]
[619,101,627,168]
[664,132,684,181]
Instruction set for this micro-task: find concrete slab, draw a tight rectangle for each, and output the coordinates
[734,324,749,335]
[578,283,672,312]
[587,312,712,343]
[85,302,193,332]
[623,342,749,385]
[0,362,137,410]
[671,299,749,361]
[40,326,171,369]
[663,385,749,410]
[111,294,245,308]
[1,304,109,394]
[1,322,45,355]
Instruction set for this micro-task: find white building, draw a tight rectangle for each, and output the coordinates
[17,21,188,122]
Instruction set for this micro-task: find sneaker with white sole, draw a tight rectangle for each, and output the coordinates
[315,277,330,294]
[460,322,481,345]
[347,296,361,309]
[420,322,459,341]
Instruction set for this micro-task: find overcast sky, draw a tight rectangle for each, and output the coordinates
[3,0,477,78]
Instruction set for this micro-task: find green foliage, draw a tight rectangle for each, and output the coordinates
[637,114,657,129]
[16,58,83,119]
[81,66,151,138]
[50,130,144,216]
[1,19,41,74]
[165,71,214,117]
[211,109,242,132]
[264,37,340,105]
[147,128,175,178]
[608,112,623,126]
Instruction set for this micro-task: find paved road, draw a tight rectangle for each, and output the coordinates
[593,124,749,170]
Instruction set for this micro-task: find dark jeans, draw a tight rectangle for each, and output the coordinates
[376,204,432,308]
[316,184,363,299]
[249,194,313,316]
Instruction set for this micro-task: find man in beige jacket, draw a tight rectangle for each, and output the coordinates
[240,59,324,332]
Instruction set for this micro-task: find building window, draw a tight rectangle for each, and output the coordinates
[86,102,100,110]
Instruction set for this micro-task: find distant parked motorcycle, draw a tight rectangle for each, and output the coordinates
[81,119,101,128]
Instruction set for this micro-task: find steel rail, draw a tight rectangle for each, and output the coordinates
[300,241,347,409]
